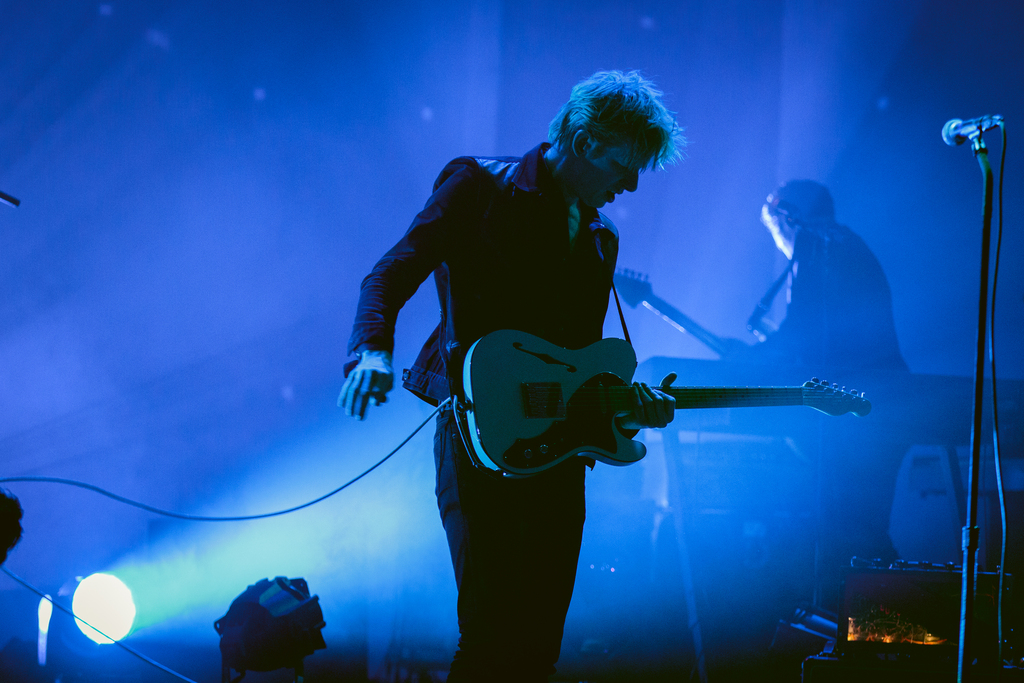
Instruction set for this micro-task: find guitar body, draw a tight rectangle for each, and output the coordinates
[460,330,645,477]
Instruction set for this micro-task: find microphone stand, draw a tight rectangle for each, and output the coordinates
[956,130,994,683]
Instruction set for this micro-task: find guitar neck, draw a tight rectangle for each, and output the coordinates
[575,385,805,412]
[640,295,728,357]
[666,386,804,410]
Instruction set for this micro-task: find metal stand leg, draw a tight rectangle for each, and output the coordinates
[662,425,708,683]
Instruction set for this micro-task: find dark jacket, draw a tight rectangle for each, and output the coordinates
[347,143,620,404]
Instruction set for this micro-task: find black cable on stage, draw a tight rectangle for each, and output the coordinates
[0,399,448,522]
[1,566,198,683]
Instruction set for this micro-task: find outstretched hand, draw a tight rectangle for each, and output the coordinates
[618,372,677,430]
[338,350,394,420]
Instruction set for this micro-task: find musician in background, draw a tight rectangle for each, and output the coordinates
[338,71,683,681]
[1,488,23,566]
[733,179,907,373]
[728,179,909,610]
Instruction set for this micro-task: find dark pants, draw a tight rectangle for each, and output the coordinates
[434,409,587,682]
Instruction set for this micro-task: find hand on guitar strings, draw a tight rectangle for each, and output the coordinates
[618,373,677,430]
[338,349,395,420]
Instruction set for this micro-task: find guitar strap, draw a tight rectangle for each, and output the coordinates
[611,282,633,347]
[592,222,633,348]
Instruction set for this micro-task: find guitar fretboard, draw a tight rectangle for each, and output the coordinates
[574,386,804,412]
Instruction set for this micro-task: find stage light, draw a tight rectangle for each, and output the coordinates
[37,595,53,634]
[215,576,326,681]
[72,573,136,644]
[38,595,53,666]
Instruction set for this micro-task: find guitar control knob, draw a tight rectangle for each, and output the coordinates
[524,448,533,459]
[539,445,549,455]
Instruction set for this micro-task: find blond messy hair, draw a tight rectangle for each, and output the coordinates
[548,70,686,171]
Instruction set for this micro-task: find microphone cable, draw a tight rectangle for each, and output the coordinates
[0,399,448,522]
[988,123,1008,667]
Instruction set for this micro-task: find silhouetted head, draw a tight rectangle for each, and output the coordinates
[760,180,836,258]
[548,70,685,173]
[545,70,686,209]
[767,180,836,225]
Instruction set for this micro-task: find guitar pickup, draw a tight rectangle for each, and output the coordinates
[521,382,566,419]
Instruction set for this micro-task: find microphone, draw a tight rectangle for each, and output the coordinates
[942,115,1003,146]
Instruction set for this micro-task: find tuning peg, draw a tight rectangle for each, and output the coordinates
[811,376,821,384]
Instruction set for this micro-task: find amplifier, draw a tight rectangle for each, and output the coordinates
[836,565,1013,667]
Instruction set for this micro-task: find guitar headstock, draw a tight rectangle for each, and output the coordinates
[613,269,654,308]
[801,377,872,417]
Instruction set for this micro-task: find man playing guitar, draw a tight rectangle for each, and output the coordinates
[338,70,683,681]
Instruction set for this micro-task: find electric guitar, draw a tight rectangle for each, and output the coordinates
[613,269,730,356]
[455,330,872,477]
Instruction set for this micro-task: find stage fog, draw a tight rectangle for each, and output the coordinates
[1,1,1021,681]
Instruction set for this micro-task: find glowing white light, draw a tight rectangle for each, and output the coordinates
[38,596,53,666]
[37,596,53,635]
[72,574,136,644]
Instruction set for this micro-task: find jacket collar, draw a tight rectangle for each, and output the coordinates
[511,142,553,194]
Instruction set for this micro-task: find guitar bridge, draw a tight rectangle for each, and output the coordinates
[521,382,566,419]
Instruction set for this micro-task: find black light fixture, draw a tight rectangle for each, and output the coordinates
[214,577,326,683]
[0,487,23,566]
